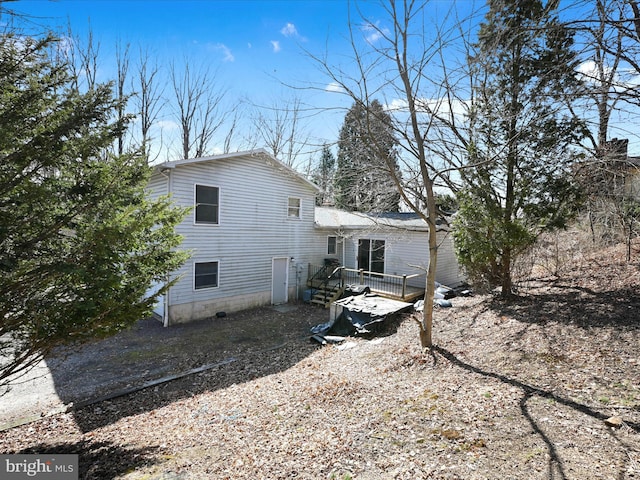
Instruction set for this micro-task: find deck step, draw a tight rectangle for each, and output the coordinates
[309,286,344,308]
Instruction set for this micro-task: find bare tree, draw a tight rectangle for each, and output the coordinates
[569,0,640,153]
[64,29,136,157]
[249,97,311,170]
[222,109,241,154]
[133,46,165,162]
[570,0,640,255]
[115,39,130,155]
[311,144,336,206]
[65,20,99,92]
[169,59,228,159]
[311,0,463,348]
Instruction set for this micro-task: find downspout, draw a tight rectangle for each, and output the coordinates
[163,284,170,328]
[295,260,300,302]
[162,165,174,328]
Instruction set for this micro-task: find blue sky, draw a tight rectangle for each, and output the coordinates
[19,0,355,91]
[13,0,414,164]
[10,0,477,167]
[10,1,639,164]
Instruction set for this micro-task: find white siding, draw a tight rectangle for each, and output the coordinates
[434,232,466,287]
[164,154,319,322]
[147,171,169,201]
[317,228,464,288]
[149,153,464,324]
[384,230,464,287]
[146,173,170,319]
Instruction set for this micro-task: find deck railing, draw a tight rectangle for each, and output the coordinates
[307,264,425,301]
[307,263,344,304]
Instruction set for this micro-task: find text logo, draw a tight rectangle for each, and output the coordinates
[0,455,78,479]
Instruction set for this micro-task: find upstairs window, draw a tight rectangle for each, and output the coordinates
[195,184,219,225]
[288,197,301,219]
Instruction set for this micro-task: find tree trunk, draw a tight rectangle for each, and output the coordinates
[420,221,439,348]
[501,247,512,297]
[419,323,432,349]
[589,204,596,244]
[627,216,633,263]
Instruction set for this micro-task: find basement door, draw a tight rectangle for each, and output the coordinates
[271,257,289,305]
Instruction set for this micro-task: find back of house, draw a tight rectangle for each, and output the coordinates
[314,207,465,290]
[147,149,323,325]
[147,150,465,325]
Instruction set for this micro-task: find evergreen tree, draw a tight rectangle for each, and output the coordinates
[0,34,188,386]
[453,0,585,295]
[311,144,336,206]
[334,100,401,212]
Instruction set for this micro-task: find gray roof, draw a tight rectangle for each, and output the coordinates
[315,206,442,231]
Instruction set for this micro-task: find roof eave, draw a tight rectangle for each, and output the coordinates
[152,149,321,193]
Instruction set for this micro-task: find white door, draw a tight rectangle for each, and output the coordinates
[271,257,289,304]
[147,280,165,320]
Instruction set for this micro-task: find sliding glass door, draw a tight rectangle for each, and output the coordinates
[358,239,385,276]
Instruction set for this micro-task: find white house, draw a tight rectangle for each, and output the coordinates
[148,149,464,325]
[148,149,323,325]
[313,207,465,290]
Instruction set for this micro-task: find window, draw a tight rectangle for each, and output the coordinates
[327,236,337,255]
[194,261,219,289]
[195,184,219,224]
[288,197,301,218]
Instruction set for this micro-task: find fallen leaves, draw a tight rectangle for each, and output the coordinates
[1,235,640,479]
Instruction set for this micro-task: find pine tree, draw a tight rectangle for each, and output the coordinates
[334,100,401,212]
[311,144,336,206]
[0,34,188,386]
[453,0,585,295]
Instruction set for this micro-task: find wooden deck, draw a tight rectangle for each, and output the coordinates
[372,284,425,303]
[308,272,425,304]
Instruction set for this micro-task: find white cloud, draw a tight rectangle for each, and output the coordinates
[210,43,234,62]
[423,97,470,118]
[280,22,307,42]
[366,31,383,43]
[362,21,389,44]
[325,82,345,93]
[624,70,640,87]
[577,60,640,91]
[385,98,409,112]
[577,60,610,82]
[155,120,180,131]
[271,40,281,53]
[384,97,471,119]
[281,22,298,37]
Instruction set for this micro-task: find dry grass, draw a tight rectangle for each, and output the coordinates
[1,229,639,479]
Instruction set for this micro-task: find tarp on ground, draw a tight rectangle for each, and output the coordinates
[311,293,414,338]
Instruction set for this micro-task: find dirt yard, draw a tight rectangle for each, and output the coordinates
[1,231,639,479]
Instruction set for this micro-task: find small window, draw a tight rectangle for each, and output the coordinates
[327,236,337,255]
[288,197,301,218]
[194,261,219,289]
[195,184,219,224]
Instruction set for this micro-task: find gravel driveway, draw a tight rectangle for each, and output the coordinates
[0,303,326,431]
